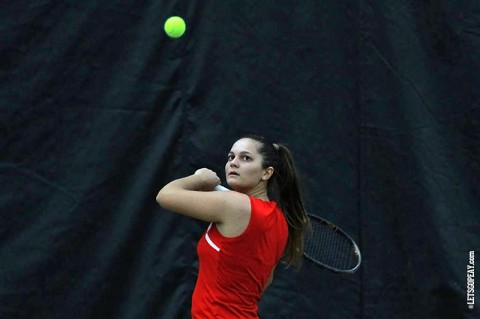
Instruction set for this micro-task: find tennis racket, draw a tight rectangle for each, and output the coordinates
[303,213,361,273]
[214,185,362,273]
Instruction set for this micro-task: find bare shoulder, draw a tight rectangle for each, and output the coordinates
[157,188,251,224]
[216,191,252,237]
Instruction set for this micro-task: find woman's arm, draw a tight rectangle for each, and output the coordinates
[156,168,250,223]
[264,267,275,290]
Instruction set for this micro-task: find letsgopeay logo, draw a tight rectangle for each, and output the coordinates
[467,251,475,310]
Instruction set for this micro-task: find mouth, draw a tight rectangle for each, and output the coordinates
[228,171,239,176]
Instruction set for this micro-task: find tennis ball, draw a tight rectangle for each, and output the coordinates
[164,16,186,38]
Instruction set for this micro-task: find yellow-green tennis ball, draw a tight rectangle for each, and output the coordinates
[164,16,186,38]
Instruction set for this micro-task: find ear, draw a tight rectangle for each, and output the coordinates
[262,167,274,181]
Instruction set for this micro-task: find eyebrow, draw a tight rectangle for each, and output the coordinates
[228,151,253,155]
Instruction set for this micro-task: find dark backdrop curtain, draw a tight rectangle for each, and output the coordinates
[1,1,479,318]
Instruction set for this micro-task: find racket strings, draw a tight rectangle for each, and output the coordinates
[304,219,359,270]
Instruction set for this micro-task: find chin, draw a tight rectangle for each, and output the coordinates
[226,180,244,192]
[226,181,239,190]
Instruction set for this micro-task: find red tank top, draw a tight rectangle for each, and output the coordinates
[191,196,288,319]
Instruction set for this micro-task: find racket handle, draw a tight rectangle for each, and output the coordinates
[214,185,230,191]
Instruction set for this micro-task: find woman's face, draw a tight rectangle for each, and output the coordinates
[225,138,272,192]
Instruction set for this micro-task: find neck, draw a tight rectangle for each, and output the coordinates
[246,182,270,201]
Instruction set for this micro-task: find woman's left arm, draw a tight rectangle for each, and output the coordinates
[156,168,249,223]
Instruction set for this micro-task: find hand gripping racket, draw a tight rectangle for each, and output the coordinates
[214,185,361,273]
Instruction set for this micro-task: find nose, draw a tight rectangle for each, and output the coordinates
[229,157,239,168]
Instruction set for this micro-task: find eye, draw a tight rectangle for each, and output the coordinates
[242,155,251,161]
[227,154,235,161]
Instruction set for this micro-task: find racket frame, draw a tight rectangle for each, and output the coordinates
[303,213,362,274]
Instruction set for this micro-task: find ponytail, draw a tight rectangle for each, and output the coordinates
[242,135,310,268]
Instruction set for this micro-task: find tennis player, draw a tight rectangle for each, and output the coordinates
[156,135,310,319]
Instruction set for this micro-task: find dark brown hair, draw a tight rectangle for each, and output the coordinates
[242,135,310,268]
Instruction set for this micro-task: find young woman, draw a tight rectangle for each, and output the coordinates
[156,135,310,319]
